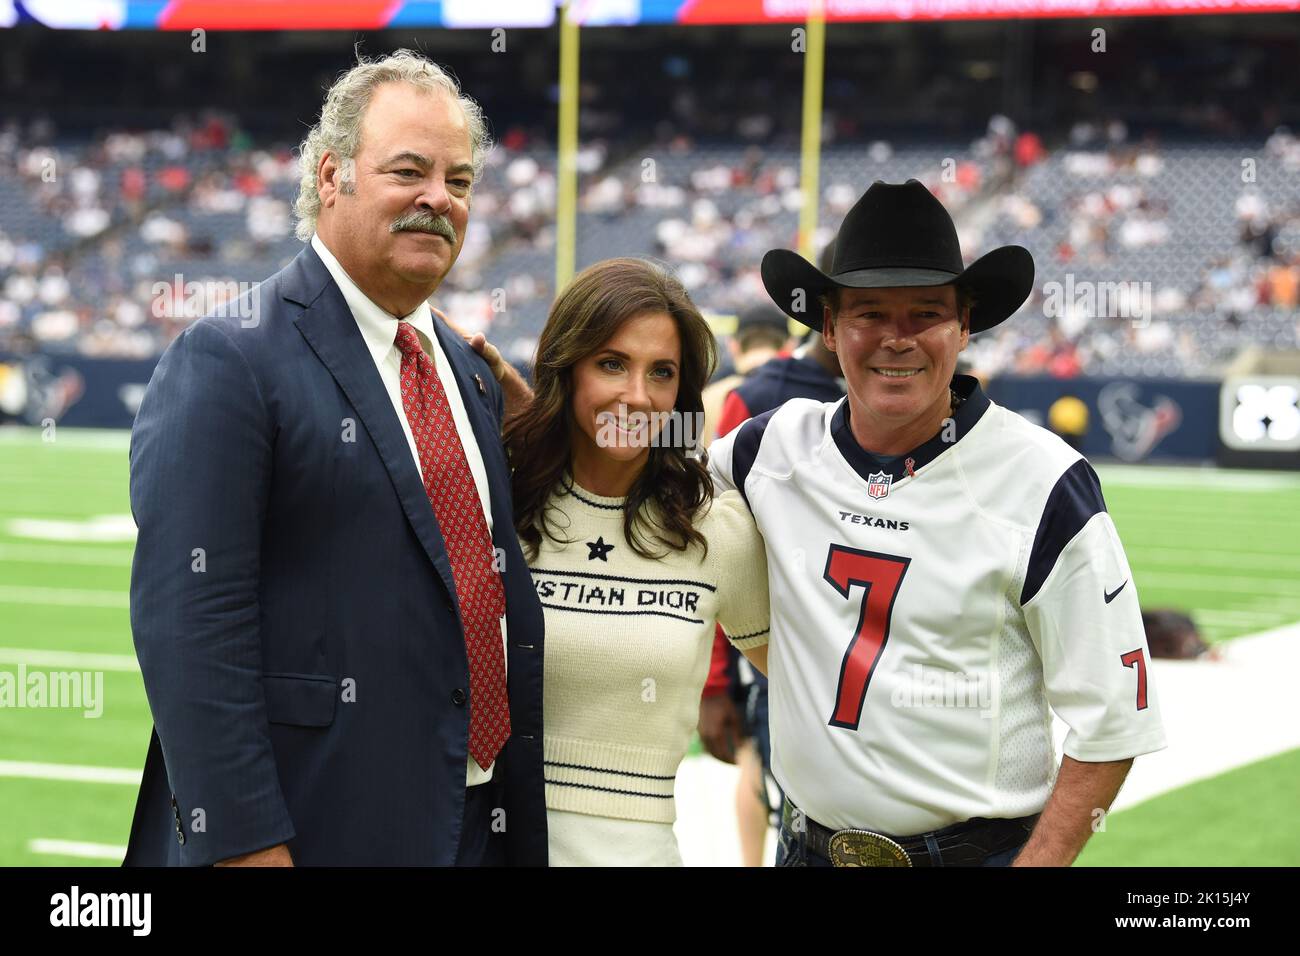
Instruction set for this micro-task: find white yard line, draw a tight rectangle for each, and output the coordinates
[4,516,137,543]
[0,760,140,785]
[0,647,139,672]
[28,839,126,861]
[0,586,128,608]
[0,544,133,566]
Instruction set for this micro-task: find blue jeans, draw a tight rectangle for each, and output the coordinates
[745,682,785,826]
[776,816,1025,867]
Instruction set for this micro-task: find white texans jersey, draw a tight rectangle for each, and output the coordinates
[708,375,1167,836]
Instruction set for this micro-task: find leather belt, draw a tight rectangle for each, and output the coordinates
[782,798,1038,867]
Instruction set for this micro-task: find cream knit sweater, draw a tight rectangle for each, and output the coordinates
[527,478,770,825]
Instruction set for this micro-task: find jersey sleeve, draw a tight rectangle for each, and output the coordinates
[706,408,776,506]
[707,428,739,493]
[1021,460,1167,763]
[708,491,770,650]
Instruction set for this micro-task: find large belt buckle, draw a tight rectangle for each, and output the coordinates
[827,828,913,867]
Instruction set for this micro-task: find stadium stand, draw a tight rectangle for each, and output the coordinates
[2,18,1297,380]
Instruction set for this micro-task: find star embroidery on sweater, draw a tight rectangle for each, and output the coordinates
[587,537,615,562]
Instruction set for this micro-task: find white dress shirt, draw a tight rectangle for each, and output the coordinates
[312,233,505,786]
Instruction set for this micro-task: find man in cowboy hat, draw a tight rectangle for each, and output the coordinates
[708,180,1166,866]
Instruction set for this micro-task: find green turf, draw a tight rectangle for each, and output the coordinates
[1,671,151,767]
[0,777,139,866]
[0,428,1297,865]
[1077,748,1300,866]
[1096,466,1300,643]
[0,430,143,865]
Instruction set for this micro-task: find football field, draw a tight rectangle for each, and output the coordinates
[1,426,1298,866]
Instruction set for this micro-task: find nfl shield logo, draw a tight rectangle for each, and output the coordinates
[867,470,892,500]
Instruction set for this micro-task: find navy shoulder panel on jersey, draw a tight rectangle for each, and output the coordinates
[1020,458,1108,606]
[731,407,779,508]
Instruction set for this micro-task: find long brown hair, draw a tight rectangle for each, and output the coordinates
[505,258,717,561]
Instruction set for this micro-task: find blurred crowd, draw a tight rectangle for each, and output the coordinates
[0,114,298,356]
[580,136,992,320]
[2,112,1297,379]
[962,123,1300,380]
[0,115,570,357]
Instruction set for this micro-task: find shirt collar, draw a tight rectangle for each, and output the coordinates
[830,373,991,484]
[311,233,438,362]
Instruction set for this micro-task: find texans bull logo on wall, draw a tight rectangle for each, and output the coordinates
[0,357,85,426]
[1098,382,1183,462]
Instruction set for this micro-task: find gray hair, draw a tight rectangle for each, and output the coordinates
[294,49,493,242]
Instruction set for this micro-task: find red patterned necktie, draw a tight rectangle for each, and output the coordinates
[394,320,509,770]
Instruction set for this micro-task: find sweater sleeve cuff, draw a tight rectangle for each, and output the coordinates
[725,627,770,651]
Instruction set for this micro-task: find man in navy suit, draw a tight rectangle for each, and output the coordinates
[124,51,546,866]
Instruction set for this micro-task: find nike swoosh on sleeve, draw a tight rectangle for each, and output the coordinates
[1104,580,1128,604]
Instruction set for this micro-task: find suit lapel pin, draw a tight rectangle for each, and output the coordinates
[474,373,486,394]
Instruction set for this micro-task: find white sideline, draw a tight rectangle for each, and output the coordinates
[1075,621,1300,813]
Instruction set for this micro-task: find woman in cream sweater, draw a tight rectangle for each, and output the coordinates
[501,258,771,866]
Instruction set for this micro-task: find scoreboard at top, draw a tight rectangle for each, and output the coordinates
[4,0,1299,30]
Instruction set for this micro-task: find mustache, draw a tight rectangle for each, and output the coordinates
[390,211,456,241]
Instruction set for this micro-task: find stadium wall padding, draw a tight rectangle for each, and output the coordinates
[981,375,1221,463]
[0,352,1266,467]
[0,352,157,430]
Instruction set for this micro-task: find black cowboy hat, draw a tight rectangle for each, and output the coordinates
[761,179,1034,334]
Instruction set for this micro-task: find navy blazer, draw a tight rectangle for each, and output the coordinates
[123,244,546,866]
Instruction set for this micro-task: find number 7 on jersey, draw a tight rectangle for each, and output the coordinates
[823,545,911,730]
